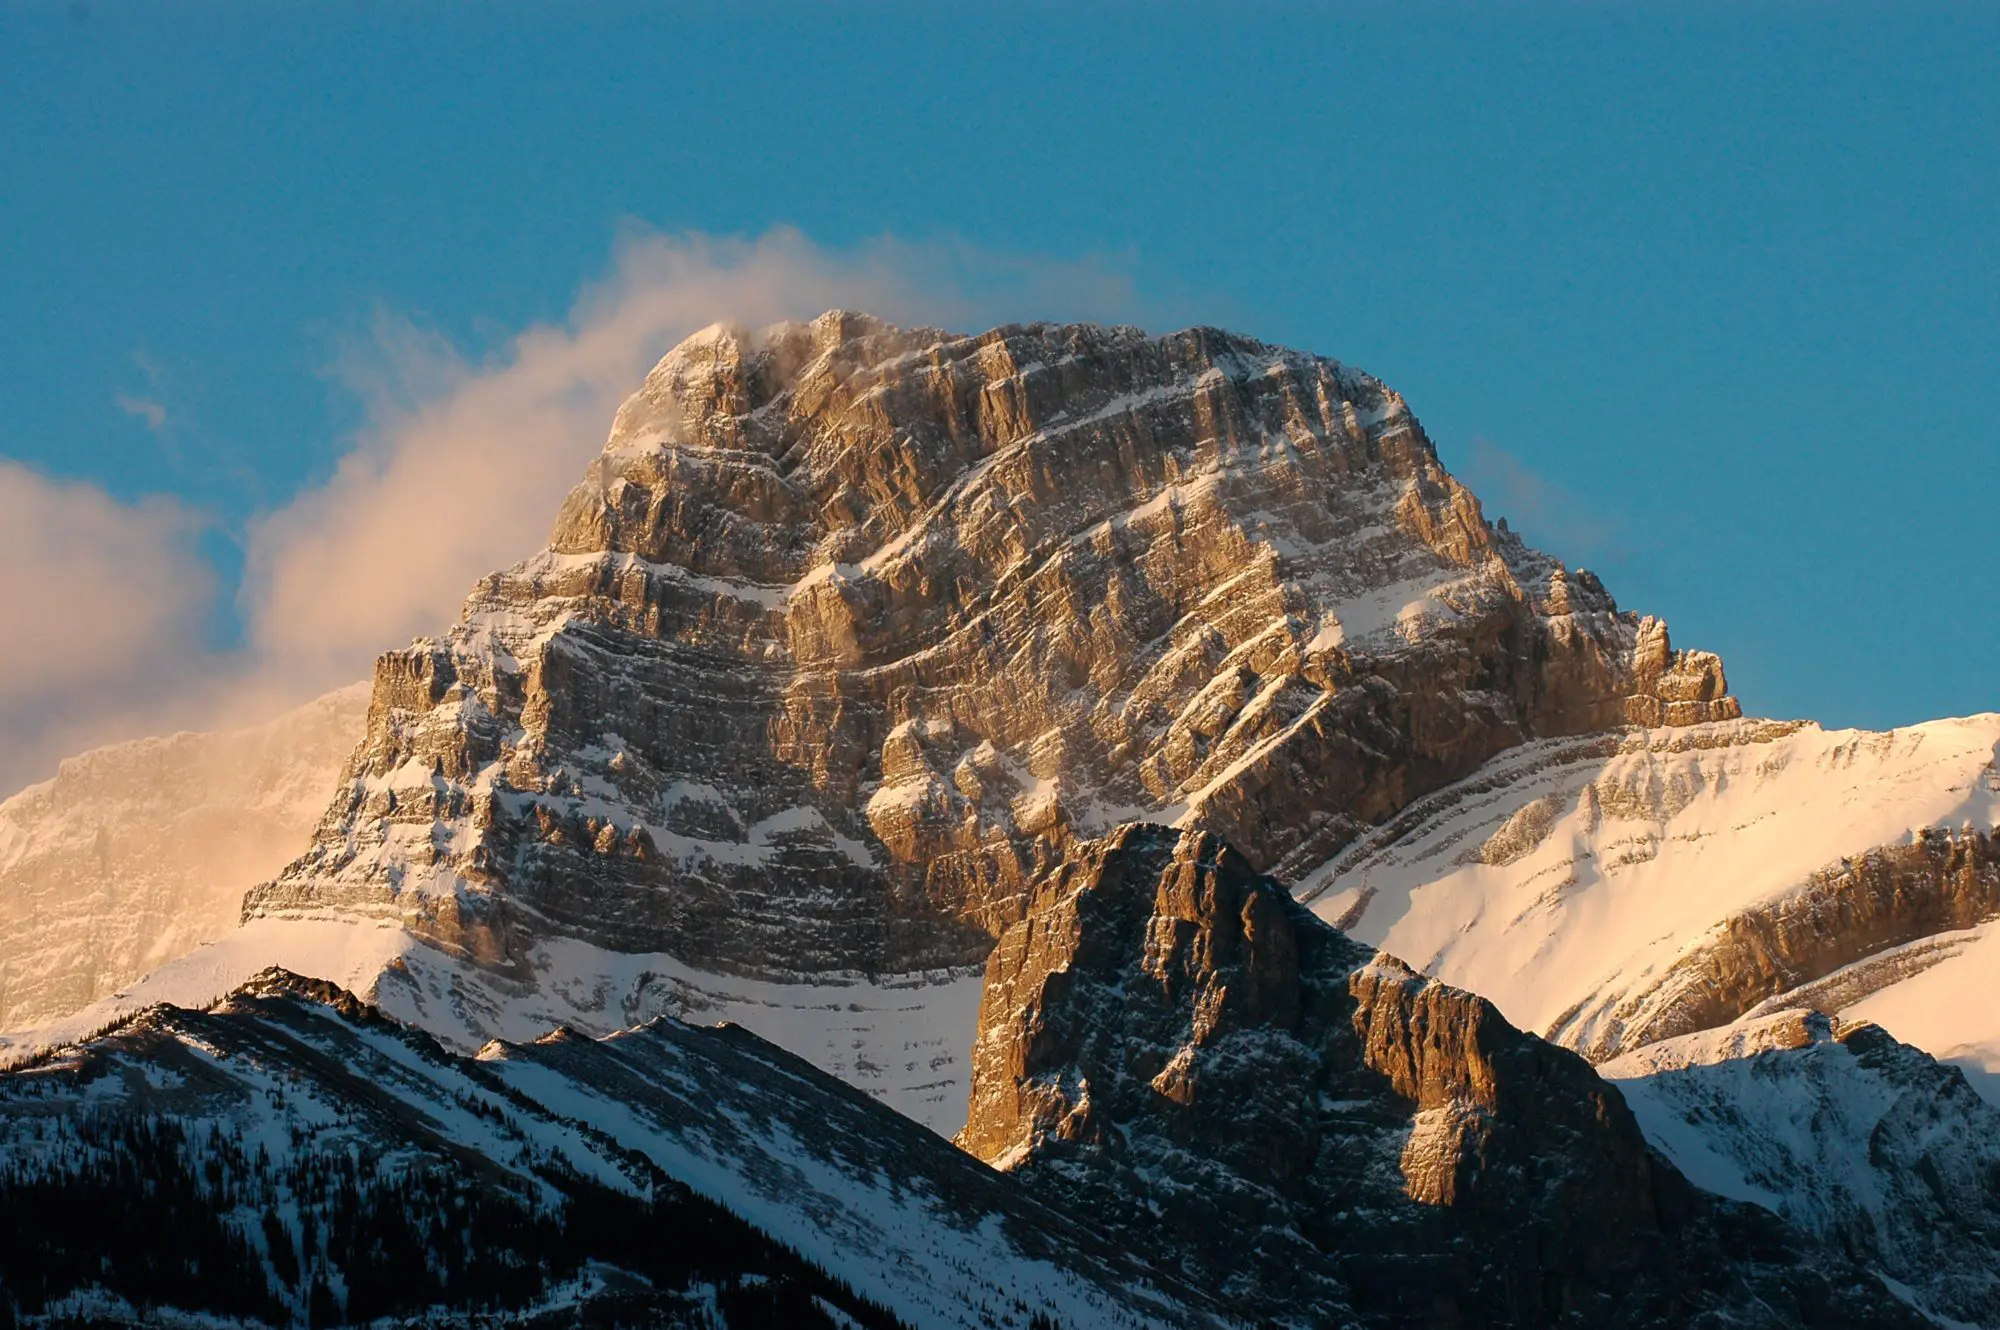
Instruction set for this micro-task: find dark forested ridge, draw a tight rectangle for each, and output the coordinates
[0,970,1204,1330]
[0,1111,903,1328]
[0,975,915,1329]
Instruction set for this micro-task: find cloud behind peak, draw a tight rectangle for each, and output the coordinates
[0,228,1147,798]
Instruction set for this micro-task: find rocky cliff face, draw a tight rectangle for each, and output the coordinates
[956,823,1916,1328]
[0,685,369,1030]
[246,313,1734,983]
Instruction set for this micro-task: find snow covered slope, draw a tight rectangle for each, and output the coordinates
[1603,1010,2000,1328]
[1839,926,2000,1105]
[0,915,985,1136]
[1297,715,2000,1091]
[0,970,1225,1328]
[485,1008,1220,1328]
[0,684,369,1029]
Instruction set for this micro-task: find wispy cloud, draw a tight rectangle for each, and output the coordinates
[0,227,1148,798]
[1456,436,1625,565]
[0,462,217,791]
[115,392,167,431]
[241,225,1143,685]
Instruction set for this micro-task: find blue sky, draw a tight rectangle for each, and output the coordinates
[1,2,1994,787]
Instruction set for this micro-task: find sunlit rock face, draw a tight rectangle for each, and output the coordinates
[955,823,1914,1329]
[0,685,369,1029]
[247,311,1734,979]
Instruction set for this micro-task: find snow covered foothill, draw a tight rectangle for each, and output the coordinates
[0,914,987,1136]
[1601,1010,2000,1328]
[484,1016,1221,1328]
[1298,713,2000,1091]
[0,970,1227,1330]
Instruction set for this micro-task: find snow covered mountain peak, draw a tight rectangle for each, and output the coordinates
[0,684,368,1030]
[4,313,1998,1328]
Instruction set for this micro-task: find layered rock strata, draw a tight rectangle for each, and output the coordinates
[1617,826,2000,1050]
[248,313,1734,981]
[956,823,1917,1328]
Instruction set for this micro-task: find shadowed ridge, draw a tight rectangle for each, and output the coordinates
[0,949,1232,1328]
[217,964,377,1016]
[1605,1007,2000,1326]
[959,821,1923,1328]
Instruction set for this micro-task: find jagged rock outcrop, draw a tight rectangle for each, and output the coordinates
[957,823,1917,1328]
[1607,1010,2000,1327]
[0,685,369,1030]
[1296,714,2000,1072]
[247,313,1734,981]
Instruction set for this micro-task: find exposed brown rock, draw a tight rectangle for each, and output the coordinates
[247,313,1735,980]
[958,823,1917,1327]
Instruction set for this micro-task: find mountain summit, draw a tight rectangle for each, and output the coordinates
[247,312,1734,989]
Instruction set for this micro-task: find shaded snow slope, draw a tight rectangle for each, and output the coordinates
[1298,714,2000,1085]
[484,1012,1221,1328]
[1603,1011,2000,1328]
[0,684,369,1029]
[374,933,984,1133]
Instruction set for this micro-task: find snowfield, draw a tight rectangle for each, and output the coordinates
[0,914,986,1135]
[1299,713,2000,1098]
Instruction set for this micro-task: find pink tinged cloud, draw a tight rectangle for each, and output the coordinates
[238,227,1141,684]
[0,463,217,791]
[0,228,1145,798]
